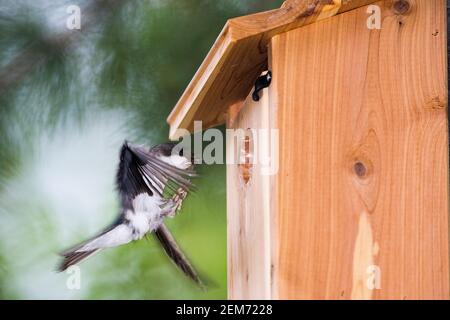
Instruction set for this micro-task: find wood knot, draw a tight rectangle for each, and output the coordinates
[354,162,367,178]
[298,4,317,18]
[393,0,411,15]
[425,96,446,110]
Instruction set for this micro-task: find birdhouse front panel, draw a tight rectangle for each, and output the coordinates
[226,87,275,300]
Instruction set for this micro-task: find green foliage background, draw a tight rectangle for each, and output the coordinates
[0,0,283,299]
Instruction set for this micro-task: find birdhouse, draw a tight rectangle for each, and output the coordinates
[167,0,449,299]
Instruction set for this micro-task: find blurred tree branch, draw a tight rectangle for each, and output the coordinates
[0,0,124,94]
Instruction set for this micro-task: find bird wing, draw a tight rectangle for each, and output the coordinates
[116,142,196,207]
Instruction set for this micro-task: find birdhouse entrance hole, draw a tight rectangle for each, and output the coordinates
[239,129,253,185]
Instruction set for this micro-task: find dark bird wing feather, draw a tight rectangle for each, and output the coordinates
[154,223,205,289]
[117,142,196,203]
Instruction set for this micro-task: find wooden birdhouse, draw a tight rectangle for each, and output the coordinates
[167,0,449,299]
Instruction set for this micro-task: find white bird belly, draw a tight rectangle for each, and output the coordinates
[125,210,163,240]
[126,193,166,239]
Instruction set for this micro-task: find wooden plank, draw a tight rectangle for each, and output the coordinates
[226,87,274,299]
[167,0,378,140]
[270,0,448,299]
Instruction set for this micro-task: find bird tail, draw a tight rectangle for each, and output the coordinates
[58,248,102,272]
[57,224,120,272]
[154,223,205,289]
[57,222,130,272]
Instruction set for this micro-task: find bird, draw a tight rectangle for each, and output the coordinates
[57,141,204,287]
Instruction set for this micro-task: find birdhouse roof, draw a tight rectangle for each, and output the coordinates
[167,0,377,140]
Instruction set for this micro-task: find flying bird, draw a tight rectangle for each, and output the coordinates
[57,141,203,287]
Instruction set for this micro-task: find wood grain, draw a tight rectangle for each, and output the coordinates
[167,0,378,140]
[270,0,449,299]
[226,87,274,299]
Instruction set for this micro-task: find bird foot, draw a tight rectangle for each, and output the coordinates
[161,188,187,218]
